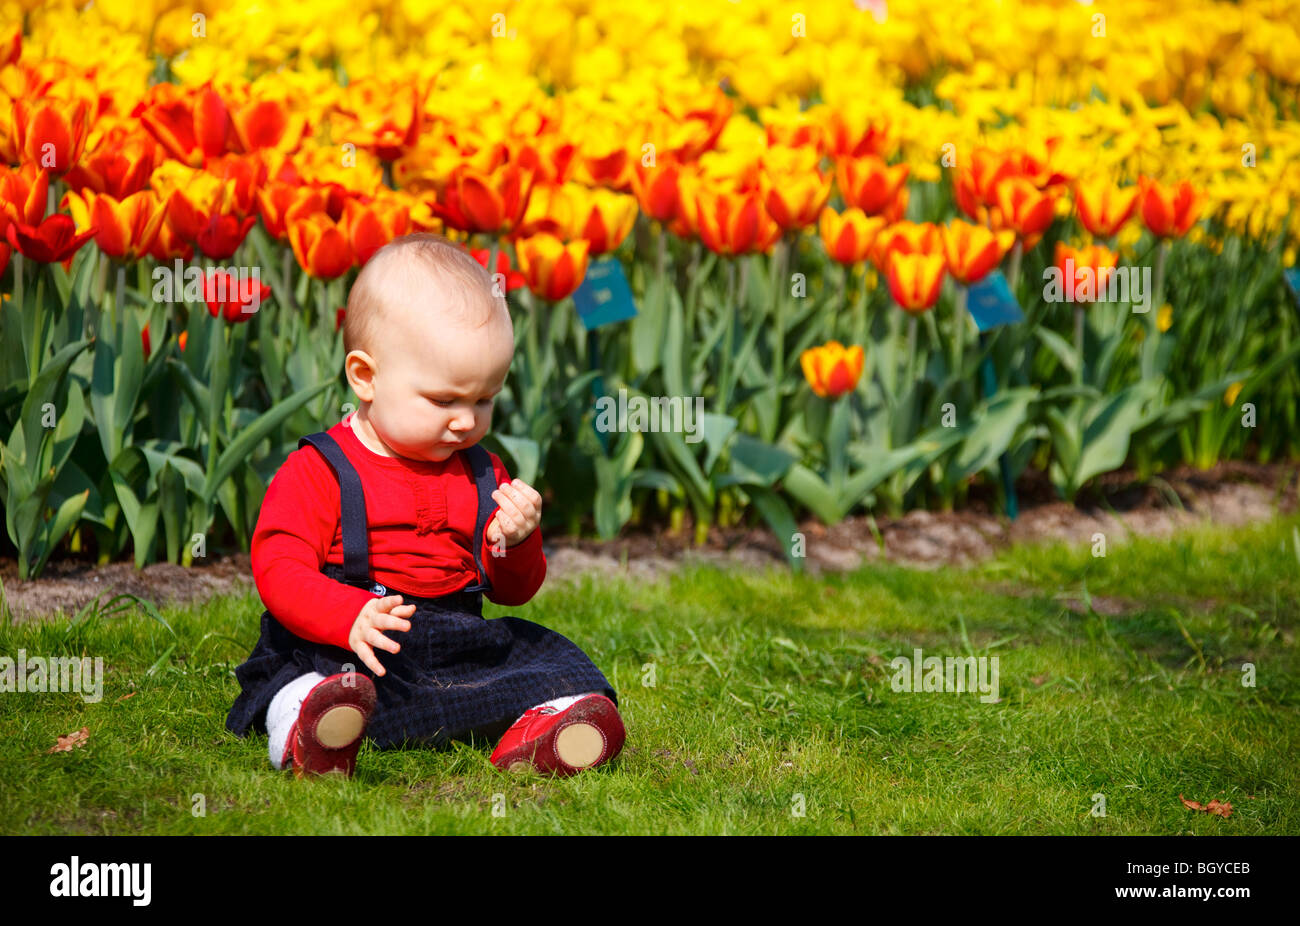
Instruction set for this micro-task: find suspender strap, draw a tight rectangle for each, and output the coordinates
[298,432,371,587]
[461,443,497,595]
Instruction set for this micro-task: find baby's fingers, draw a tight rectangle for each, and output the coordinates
[354,640,385,677]
[365,626,401,655]
[373,611,412,633]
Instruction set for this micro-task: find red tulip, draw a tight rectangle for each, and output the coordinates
[994,178,1057,250]
[1137,176,1204,239]
[12,97,91,175]
[469,247,526,292]
[137,83,231,167]
[204,269,270,323]
[5,214,97,263]
[0,164,50,236]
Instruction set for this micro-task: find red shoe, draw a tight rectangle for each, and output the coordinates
[287,673,376,778]
[490,694,625,777]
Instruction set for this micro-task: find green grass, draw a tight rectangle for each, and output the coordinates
[2,513,1298,835]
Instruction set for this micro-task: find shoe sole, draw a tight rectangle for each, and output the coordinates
[496,695,625,777]
[294,674,376,778]
[555,722,606,768]
[316,705,366,748]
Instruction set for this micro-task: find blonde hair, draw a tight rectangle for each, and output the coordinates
[343,232,509,357]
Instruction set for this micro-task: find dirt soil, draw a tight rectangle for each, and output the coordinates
[2,461,1296,623]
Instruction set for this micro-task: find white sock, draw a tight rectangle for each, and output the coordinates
[267,672,327,770]
[508,691,600,728]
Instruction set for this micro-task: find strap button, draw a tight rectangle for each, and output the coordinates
[370,582,387,596]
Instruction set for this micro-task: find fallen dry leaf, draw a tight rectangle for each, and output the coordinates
[1031,674,1049,686]
[1179,794,1233,818]
[48,727,89,754]
[116,691,135,703]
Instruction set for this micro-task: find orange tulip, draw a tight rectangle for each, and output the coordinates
[1137,176,1204,239]
[653,86,732,161]
[871,221,942,273]
[12,97,91,175]
[887,251,947,313]
[288,212,354,279]
[63,125,158,199]
[0,164,49,235]
[578,143,632,192]
[821,110,891,160]
[1074,177,1139,239]
[63,189,168,261]
[800,341,865,399]
[137,83,231,167]
[436,162,535,235]
[836,155,909,217]
[1053,242,1118,303]
[230,97,308,156]
[147,220,194,262]
[819,207,885,266]
[762,148,832,231]
[952,147,1020,223]
[330,77,427,162]
[515,233,591,301]
[178,330,188,352]
[764,113,824,154]
[631,154,685,224]
[572,188,638,256]
[203,153,267,218]
[515,134,580,188]
[942,220,1016,285]
[994,178,1057,249]
[257,181,326,242]
[515,182,578,240]
[342,197,411,266]
[3,23,19,67]
[693,186,781,256]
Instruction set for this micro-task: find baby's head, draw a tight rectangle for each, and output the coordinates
[343,233,514,463]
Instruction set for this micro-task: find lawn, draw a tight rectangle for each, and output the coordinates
[2,513,1297,835]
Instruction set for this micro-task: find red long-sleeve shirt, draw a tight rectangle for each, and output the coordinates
[251,415,546,650]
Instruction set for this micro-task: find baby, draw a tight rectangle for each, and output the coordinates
[226,232,625,778]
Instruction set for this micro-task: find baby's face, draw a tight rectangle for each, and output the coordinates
[360,287,514,463]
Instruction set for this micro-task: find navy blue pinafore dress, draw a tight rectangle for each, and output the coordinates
[225,431,618,749]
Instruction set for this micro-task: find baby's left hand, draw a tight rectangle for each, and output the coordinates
[486,478,543,549]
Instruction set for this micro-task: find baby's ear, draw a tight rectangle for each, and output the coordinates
[344,350,376,399]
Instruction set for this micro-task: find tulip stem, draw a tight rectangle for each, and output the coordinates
[718,259,737,414]
[13,251,22,318]
[1153,239,1169,311]
[684,240,701,339]
[771,236,787,415]
[837,263,848,343]
[1074,305,1085,386]
[1008,242,1024,295]
[115,265,125,327]
[281,249,298,313]
[855,268,869,380]
[954,286,968,377]
[906,313,918,387]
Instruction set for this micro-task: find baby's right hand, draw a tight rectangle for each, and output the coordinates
[348,595,415,677]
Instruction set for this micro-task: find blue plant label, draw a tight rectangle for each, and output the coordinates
[1284,267,1300,305]
[573,258,638,331]
[966,270,1025,332]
